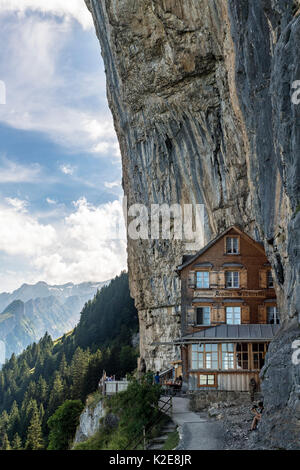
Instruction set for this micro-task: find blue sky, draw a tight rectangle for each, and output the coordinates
[0,0,127,292]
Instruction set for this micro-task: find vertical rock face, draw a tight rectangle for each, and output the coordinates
[74,399,105,444]
[86,0,300,447]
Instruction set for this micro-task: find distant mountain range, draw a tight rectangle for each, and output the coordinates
[0,281,109,362]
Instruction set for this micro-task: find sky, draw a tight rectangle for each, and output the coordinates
[0,0,127,292]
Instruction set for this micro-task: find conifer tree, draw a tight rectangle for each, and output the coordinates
[25,409,44,450]
[1,432,11,450]
[8,401,20,440]
[12,433,22,450]
[37,376,48,403]
[48,374,64,414]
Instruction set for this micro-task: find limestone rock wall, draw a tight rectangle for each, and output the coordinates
[86,0,300,448]
[74,399,105,444]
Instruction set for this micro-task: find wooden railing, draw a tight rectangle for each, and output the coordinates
[124,396,173,451]
[103,380,129,395]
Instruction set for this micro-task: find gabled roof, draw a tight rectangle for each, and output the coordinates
[177,324,280,342]
[176,225,265,273]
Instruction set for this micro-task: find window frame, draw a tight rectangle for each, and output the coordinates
[196,271,210,289]
[191,343,219,370]
[236,343,250,370]
[190,342,269,372]
[198,373,217,388]
[267,270,274,288]
[221,343,235,369]
[226,306,241,325]
[252,343,268,370]
[196,306,211,326]
[225,236,240,255]
[267,306,279,325]
[225,271,240,288]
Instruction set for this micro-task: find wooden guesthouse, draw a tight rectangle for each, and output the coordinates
[175,226,280,392]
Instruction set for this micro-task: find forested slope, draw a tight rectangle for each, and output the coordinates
[0,272,138,449]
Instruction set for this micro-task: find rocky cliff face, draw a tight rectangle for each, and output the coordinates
[86,0,300,448]
[74,399,105,444]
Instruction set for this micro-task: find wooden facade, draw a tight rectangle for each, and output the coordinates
[176,226,279,392]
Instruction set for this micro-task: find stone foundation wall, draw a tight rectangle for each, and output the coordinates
[190,390,262,411]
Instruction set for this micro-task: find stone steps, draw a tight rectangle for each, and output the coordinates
[151,435,169,444]
[146,422,178,450]
[147,443,164,450]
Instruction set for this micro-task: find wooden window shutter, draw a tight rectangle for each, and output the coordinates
[188,271,195,288]
[259,269,267,289]
[218,271,225,288]
[217,306,226,323]
[241,305,250,324]
[211,306,219,323]
[186,307,196,326]
[258,305,267,324]
[209,271,218,287]
[240,269,247,288]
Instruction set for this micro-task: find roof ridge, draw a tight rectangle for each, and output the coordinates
[176,225,264,272]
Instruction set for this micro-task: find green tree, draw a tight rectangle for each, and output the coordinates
[12,433,22,450]
[37,376,48,403]
[70,348,90,400]
[8,401,20,440]
[47,400,84,450]
[25,409,44,450]
[48,373,64,414]
[1,432,11,450]
[108,377,161,448]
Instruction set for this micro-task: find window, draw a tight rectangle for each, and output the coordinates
[196,271,209,288]
[196,307,210,325]
[267,270,274,288]
[226,237,239,254]
[221,343,235,369]
[267,306,279,324]
[199,374,216,387]
[236,343,249,370]
[252,343,267,369]
[191,344,203,370]
[191,344,218,370]
[226,307,241,325]
[225,271,239,288]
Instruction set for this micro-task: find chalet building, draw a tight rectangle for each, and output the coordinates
[175,226,280,392]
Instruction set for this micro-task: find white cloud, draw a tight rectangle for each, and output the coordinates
[0,12,120,158]
[0,197,127,290]
[104,180,121,189]
[46,197,56,205]
[5,197,28,213]
[0,0,93,30]
[60,164,76,176]
[0,157,40,183]
[0,201,57,257]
